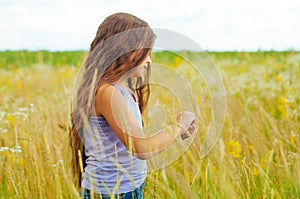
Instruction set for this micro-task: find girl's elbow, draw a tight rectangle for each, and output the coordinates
[130,137,155,159]
[132,144,152,160]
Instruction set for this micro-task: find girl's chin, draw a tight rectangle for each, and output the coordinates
[132,75,142,78]
[131,72,143,78]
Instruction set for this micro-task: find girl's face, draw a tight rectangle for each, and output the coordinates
[131,55,152,78]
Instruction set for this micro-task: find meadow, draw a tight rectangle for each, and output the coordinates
[0,50,299,198]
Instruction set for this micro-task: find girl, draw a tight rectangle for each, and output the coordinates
[70,12,196,199]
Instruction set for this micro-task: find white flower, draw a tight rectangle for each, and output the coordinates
[30,103,35,112]
[18,107,28,112]
[0,111,6,122]
[0,128,8,133]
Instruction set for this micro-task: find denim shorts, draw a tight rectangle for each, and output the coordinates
[79,182,146,199]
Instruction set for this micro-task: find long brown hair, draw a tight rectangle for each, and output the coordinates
[69,12,156,189]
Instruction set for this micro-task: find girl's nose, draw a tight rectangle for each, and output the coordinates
[146,56,152,64]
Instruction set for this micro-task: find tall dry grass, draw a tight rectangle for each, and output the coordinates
[0,51,299,198]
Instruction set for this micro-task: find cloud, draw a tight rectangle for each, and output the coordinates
[0,0,299,51]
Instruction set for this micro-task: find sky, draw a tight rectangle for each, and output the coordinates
[0,0,299,51]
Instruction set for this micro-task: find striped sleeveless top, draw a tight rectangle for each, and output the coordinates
[81,83,147,194]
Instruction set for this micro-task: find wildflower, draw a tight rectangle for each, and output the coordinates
[278,96,289,119]
[197,96,201,106]
[278,97,286,104]
[251,167,258,177]
[0,147,9,152]
[260,150,272,170]
[19,158,24,167]
[174,56,182,67]
[10,146,22,153]
[226,139,242,159]
[7,115,15,127]
[0,146,22,153]
[10,110,28,121]
[248,145,254,151]
[274,74,282,81]
[290,133,296,145]
[16,81,22,90]
[63,67,71,78]
[52,159,64,167]
[0,128,8,133]
[0,111,6,121]
[161,96,170,104]
[211,165,218,174]
[30,103,35,112]
[18,107,28,112]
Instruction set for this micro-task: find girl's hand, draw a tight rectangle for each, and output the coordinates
[176,111,197,140]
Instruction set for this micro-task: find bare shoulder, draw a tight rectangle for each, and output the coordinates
[95,83,125,116]
[96,83,113,99]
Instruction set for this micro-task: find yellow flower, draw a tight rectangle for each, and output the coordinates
[16,81,22,90]
[263,73,269,82]
[197,96,201,106]
[278,97,286,105]
[174,56,182,67]
[211,165,218,174]
[274,74,282,81]
[251,167,258,177]
[19,158,24,167]
[279,105,289,119]
[227,139,242,159]
[290,134,296,145]
[7,115,15,127]
[260,150,272,170]
[278,97,289,119]
[161,95,170,104]
[248,145,254,151]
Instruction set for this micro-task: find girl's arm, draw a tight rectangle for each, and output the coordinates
[95,84,189,160]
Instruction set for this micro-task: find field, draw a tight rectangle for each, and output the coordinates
[0,50,299,198]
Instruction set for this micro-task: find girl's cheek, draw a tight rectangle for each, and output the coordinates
[137,68,143,76]
[132,67,142,77]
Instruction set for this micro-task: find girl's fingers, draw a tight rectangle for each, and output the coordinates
[188,124,195,133]
[180,121,197,140]
[187,120,196,133]
[180,131,189,140]
[187,126,193,133]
